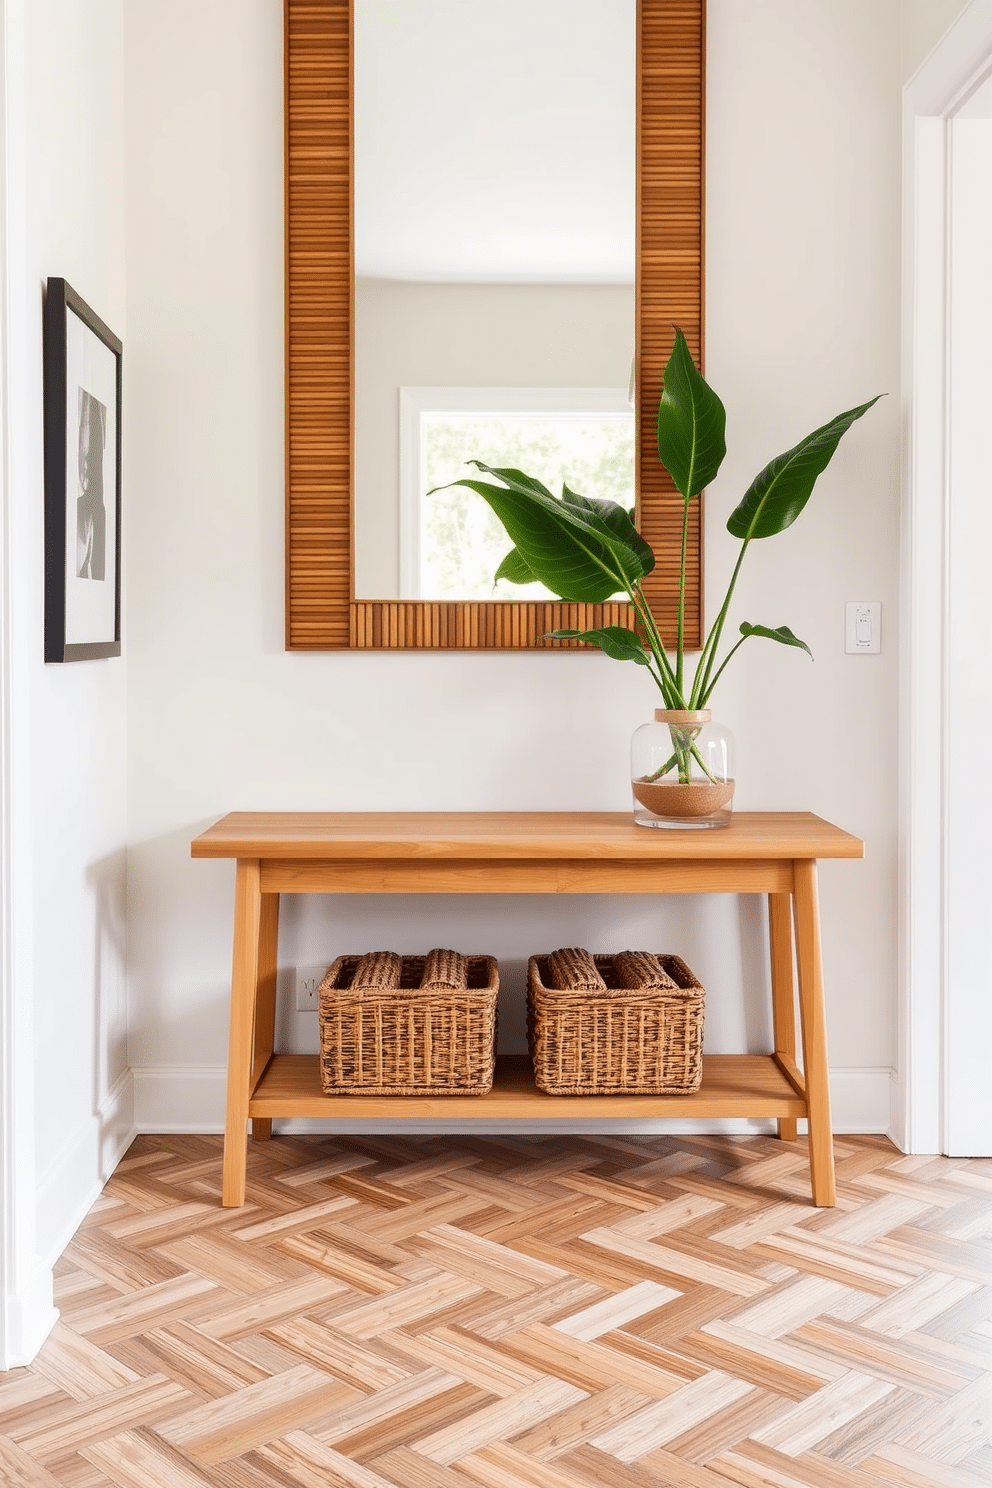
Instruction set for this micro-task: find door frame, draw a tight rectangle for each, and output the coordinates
[899,0,992,1154]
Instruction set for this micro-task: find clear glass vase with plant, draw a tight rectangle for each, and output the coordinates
[433,330,880,822]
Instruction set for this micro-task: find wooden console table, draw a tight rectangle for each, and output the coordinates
[191,811,863,1208]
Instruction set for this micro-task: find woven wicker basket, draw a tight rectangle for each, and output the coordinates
[527,950,705,1095]
[318,951,498,1096]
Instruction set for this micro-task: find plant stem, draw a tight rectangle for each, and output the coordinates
[629,584,683,707]
[641,738,719,786]
[690,740,719,783]
[675,493,690,696]
[643,749,678,782]
[689,538,750,707]
[697,633,748,706]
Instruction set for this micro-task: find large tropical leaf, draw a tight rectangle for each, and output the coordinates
[738,622,812,658]
[429,461,654,603]
[546,626,651,664]
[494,547,536,586]
[560,485,655,575]
[655,327,727,499]
[726,396,882,540]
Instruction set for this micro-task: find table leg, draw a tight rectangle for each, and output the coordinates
[222,858,261,1207]
[793,858,836,1207]
[768,892,798,1141]
[250,893,280,1141]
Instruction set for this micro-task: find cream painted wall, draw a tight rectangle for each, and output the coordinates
[25,0,129,1265]
[903,0,974,77]
[1,0,128,1348]
[704,0,902,1076]
[123,0,917,1135]
[355,280,634,596]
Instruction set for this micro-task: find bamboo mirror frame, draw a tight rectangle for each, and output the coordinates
[285,0,704,651]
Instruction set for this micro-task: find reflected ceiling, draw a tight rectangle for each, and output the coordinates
[354,0,636,283]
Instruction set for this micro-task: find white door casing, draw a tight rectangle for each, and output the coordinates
[900,0,992,1156]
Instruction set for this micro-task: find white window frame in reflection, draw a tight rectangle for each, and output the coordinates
[398,386,634,601]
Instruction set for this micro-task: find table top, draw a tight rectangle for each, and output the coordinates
[191,811,864,862]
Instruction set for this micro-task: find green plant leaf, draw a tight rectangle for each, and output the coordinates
[546,626,651,664]
[656,327,727,499]
[471,464,556,502]
[560,485,655,575]
[429,461,654,603]
[739,622,813,658]
[726,396,882,540]
[494,547,536,586]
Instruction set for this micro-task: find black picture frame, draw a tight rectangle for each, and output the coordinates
[43,278,122,662]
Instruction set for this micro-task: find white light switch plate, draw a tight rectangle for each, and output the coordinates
[845,601,880,653]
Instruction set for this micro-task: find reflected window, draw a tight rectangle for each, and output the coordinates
[399,387,634,601]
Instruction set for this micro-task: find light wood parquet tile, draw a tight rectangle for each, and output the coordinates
[550,1279,678,1339]
[157,1364,361,1465]
[373,1326,542,1398]
[601,1326,708,1383]
[0,1374,65,1433]
[412,1377,587,1465]
[122,1321,272,1398]
[9,1378,192,1465]
[30,1325,140,1402]
[813,1383,930,1467]
[661,1383,789,1465]
[467,1278,605,1341]
[712,1438,887,1486]
[500,1321,685,1397]
[332,1382,486,1465]
[507,1382,654,1462]
[671,1325,828,1399]
[863,1442,992,1487]
[256,1430,403,1488]
[0,1433,68,1488]
[0,1133,990,1485]
[961,1442,992,1480]
[793,1316,981,1394]
[456,1438,605,1487]
[590,1370,756,1461]
[749,1369,897,1456]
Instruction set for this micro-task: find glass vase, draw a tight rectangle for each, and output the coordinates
[631,708,735,829]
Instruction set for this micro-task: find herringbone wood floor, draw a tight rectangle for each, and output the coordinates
[2,1132,991,1487]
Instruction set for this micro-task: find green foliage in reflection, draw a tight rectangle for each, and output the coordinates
[423,414,633,602]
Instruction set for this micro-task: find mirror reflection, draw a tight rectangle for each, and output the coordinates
[354,0,636,601]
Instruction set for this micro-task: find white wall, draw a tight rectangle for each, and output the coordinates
[122,0,908,1138]
[903,0,974,77]
[0,0,129,1363]
[705,0,902,1082]
[355,280,634,596]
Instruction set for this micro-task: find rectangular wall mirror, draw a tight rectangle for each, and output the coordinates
[285,0,704,651]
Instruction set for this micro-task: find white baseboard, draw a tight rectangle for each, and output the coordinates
[36,1067,136,1270]
[132,1064,895,1138]
[0,1262,58,1371]
[829,1066,897,1138]
[132,1065,229,1132]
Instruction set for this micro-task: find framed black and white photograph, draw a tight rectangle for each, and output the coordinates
[44,277,122,662]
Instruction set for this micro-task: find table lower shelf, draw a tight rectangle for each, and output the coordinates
[248,1053,806,1121]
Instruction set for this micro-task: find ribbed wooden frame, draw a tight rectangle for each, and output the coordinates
[285,0,704,651]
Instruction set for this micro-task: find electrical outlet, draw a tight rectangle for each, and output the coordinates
[295,963,326,1012]
[845,600,881,654]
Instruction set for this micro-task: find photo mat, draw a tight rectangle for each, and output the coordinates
[44,279,122,662]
